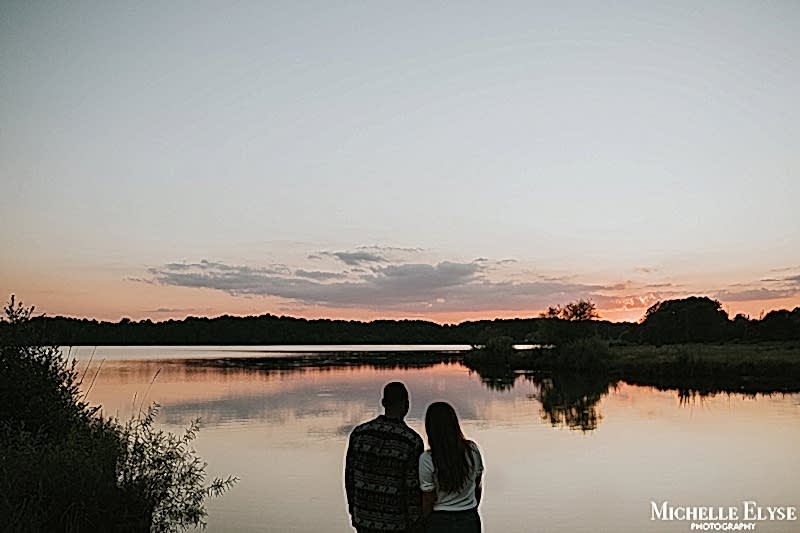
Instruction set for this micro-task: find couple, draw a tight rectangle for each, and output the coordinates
[345,382,483,533]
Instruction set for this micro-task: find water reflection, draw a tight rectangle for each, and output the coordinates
[79,354,800,533]
[86,360,499,430]
[85,357,798,434]
[463,364,800,432]
[466,368,612,431]
[526,373,614,432]
[470,365,518,391]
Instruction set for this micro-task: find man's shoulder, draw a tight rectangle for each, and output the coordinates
[350,416,422,444]
[350,416,381,435]
[407,426,423,446]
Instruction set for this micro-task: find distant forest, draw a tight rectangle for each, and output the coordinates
[1,296,798,346]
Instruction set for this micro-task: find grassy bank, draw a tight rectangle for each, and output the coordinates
[463,339,800,394]
[609,342,800,393]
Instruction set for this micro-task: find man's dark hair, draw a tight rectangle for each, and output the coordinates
[382,381,409,408]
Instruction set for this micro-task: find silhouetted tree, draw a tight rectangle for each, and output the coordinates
[639,296,729,344]
[730,313,754,340]
[539,299,599,321]
[562,299,599,321]
[539,305,563,319]
[758,308,800,341]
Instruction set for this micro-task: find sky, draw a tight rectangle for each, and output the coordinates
[1,1,799,324]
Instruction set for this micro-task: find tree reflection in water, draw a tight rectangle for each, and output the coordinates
[526,373,615,432]
[469,364,615,432]
[472,366,519,391]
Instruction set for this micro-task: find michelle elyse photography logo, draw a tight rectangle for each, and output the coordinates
[651,501,798,531]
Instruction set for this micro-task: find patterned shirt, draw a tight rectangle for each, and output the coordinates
[345,415,424,532]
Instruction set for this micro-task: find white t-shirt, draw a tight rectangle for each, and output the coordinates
[418,441,484,511]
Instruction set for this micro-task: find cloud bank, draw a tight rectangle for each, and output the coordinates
[143,252,800,316]
[147,257,609,313]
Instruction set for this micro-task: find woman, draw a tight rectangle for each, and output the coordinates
[419,402,484,533]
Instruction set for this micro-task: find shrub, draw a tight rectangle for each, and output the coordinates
[116,404,236,532]
[552,337,610,372]
[0,296,235,532]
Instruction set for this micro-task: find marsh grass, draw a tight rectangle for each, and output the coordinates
[609,342,800,394]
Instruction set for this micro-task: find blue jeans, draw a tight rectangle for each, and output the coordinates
[425,508,481,533]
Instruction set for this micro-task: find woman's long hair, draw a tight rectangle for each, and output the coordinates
[424,402,474,493]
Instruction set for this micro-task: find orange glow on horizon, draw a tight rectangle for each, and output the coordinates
[3,266,797,325]
[14,296,800,326]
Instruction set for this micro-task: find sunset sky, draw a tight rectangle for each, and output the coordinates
[1,1,798,324]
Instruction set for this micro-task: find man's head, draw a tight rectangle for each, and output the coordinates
[382,381,410,419]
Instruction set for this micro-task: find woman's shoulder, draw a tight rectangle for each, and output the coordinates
[466,440,483,466]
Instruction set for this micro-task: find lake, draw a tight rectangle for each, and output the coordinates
[72,346,800,533]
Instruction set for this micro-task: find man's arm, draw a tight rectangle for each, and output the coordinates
[404,437,425,530]
[422,491,436,518]
[405,439,423,525]
[344,433,356,518]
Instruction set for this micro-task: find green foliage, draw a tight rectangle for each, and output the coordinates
[0,296,236,532]
[0,416,127,531]
[116,404,237,533]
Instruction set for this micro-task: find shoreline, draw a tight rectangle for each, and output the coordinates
[149,341,800,395]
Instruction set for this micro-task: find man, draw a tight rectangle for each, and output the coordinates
[345,382,424,533]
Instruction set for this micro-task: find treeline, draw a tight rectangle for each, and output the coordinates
[0,296,798,346]
[637,296,800,344]
[0,313,628,346]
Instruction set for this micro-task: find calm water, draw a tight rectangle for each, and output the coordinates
[73,347,800,533]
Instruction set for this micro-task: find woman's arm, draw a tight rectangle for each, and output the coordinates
[419,451,437,518]
[474,474,483,506]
